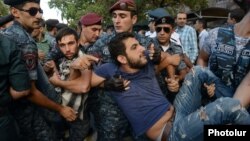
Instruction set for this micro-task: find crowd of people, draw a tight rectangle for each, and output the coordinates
[0,0,250,141]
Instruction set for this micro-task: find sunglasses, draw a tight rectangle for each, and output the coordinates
[156,27,171,33]
[17,7,43,16]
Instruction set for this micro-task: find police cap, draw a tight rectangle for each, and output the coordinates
[109,0,137,13]
[155,16,175,26]
[80,13,102,26]
[148,8,172,22]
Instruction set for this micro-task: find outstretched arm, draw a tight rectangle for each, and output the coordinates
[49,69,92,94]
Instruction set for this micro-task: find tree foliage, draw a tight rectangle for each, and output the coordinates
[0,1,9,16]
[48,0,208,28]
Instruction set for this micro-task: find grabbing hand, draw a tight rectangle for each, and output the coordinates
[148,43,161,63]
[59,106,77,122]
[70,54,99,70]
[204,83,215,98]
[104,75,130,91]
[165,76,180,92]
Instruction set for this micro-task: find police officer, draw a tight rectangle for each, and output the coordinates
[197,0,250,97]
[2,0,76,140]
[150,9,191,103]
[0,32,30,141]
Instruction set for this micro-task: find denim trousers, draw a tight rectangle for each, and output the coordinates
[168,66,250,141]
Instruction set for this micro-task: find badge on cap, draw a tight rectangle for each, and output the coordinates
[161,18,166,24]
[120,2,127,10]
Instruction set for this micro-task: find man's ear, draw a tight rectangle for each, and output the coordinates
[132,15,137,25]
[10,7,19,18]
[117,55,127,64]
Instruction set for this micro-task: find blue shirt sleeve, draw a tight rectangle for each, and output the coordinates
[94,63,118,79]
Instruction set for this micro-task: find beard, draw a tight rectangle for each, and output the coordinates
[126,56,147,69]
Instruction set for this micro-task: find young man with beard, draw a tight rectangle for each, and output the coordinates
[49,27,91,141]
[91,32,250,141]
[84,0,156,140]
[2,0,76,140]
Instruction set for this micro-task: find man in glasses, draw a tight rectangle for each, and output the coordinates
[2,0,77,140]
[151,10,192,103]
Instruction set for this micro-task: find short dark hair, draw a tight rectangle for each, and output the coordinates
[196,18,207,29]
[108,32,135,64]
[229,8,245,23]
[55,27,79,43]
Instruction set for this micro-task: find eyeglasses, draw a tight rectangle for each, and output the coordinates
[17,7,43,16]
[156,27,171,33]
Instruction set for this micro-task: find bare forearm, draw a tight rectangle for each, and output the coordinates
[182,54,193,69]
[57,70,92,93]
[167,65,176,79]
[28,82,62,112]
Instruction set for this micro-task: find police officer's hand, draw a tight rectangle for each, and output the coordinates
[104,75,130,91]
[204,83,215,98]
[148,43,161,64]
[70,54,99,70]
[165,76,180,92]
[59,106,77,122]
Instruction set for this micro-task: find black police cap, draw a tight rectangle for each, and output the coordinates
[4,0,40,6]
[148,8,172,21]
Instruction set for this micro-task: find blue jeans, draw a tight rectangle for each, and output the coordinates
[168,66,250,141]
